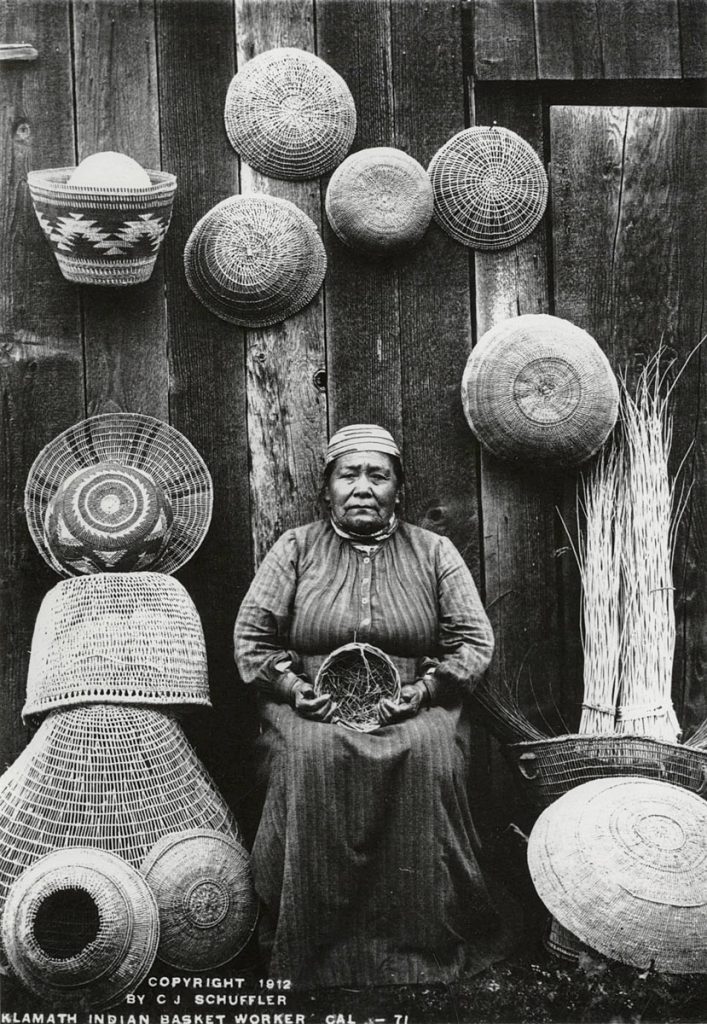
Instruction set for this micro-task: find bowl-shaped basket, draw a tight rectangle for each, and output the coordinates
[314,642,401,732]
[27,166,176,286]
[2,847,160,1010]
[140,829,258,970]
[224,47,356,180]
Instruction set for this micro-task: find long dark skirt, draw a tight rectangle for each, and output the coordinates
[251,699,519,988]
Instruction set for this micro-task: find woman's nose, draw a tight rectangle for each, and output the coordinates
[352,475,373,494]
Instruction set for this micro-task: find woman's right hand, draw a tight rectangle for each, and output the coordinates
[292,679,338,722]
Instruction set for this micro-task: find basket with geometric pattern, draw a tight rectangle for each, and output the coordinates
[27,167,177,286]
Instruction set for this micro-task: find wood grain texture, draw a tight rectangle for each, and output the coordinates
[473,0,537,80]
[551,104,707,733]
[679,0,707,77]
[533,0,604,79]
[0,0,83,767]
[596,0,682,78]
[237,0,328,566]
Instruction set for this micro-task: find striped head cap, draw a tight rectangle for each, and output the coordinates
[325,424,401,466]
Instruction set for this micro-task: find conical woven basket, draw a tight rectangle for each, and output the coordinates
[2,847,159,1009]
[24,572,209,719]
[314,642,401,732]
[140,829,258,970]
[0,705,240,940]
[184,194,327,327]
[428,126,548,250]
[25,412,213,577]
[325,147,433,253]
[224,47,356,180]
[461,314,619,466]
[527,777,707,973]
[27,167,176,285]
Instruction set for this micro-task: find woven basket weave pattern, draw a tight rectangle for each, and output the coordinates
[27,167,176,286]
[428,126,548,250]
[315,642,402,732]
[224,47,356,180]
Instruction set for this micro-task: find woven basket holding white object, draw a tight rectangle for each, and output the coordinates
[314,642,401,732]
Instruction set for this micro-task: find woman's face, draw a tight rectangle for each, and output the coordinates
[326,451,399,535]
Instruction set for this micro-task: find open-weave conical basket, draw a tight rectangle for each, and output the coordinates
[314,642,401,732]
[27,167,176,285]
[224,47,356,180]
[527,777,707,973]
[140,829,257,971]
[0,705,240,939]
[461,314,619,466]
[325,147,433,253]
[184,194,326,327]
[2,847,160,1009]
[428,126,547,249]
[25,412,213,577]
[24,572,209,719]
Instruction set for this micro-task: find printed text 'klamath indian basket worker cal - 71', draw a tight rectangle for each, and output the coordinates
[462,313,619,467]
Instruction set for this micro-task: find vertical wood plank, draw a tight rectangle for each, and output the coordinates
[533,0,604,79]
[0,0,83,767]
[72,0,169,418]
[595,0,682,78]
[236,0,329,566]
[472,0,537,80]
[156,0,256,817]
[679,0,707,77]
[317,0,403,441]
[551,105,707,734]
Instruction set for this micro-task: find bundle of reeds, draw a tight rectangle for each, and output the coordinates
[683,717,707,750]
[471,674,548,745]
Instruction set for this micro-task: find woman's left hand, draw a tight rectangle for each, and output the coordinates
[378,681,428,725]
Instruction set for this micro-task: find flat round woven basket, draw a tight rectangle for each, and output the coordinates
[325,147,433,253]
[24,572,209,719]
[1,847,160,1009]
[527,777,707,973]
[427,126,548,250]
[25,412,212,577]
[27,167,176,286]
[314,642,401,732]
[140,829,257,970]
[0,705,240,943]
[224,47,356,180]
[184,194,326,327]
[461,313,619,466]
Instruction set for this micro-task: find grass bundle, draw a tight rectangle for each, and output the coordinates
[683,717,707,750]
[471,675,548,745]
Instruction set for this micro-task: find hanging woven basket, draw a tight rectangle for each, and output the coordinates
[25,412,213,578]
[314,642,401,732]
[27,167,176,286]
[527,777,707,974]
[140,829,258,971]
[0,704,240,941]
[427,126,548,250]
[1,847,160,1009]
[224,47,356,180]
[325,147,433,253]
[24,571,209,719]
[461,313,619,466]
[184,194,327,327]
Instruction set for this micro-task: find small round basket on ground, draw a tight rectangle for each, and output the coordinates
[27,167,176,286]
[184,194,326,327]
[325,147,433,254]
[314,642,402,732]
[140,829,258,971]
[1,847,160,1010]
[427,126,548,250]
[224,47,356,180]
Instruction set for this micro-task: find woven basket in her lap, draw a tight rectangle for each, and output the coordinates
[428,126,547,250]
[325,147,433,253]
[27,167,176,285]
[184,194,327,327]
[24,572,209,719]
[0,705,240,932]
[224,47,356,180]
[461,313,619,466]
[527,777,707,973]
[140,829,257,971]
[2,848,160,1009]
[25,412,213,577]
[314,642,401,732]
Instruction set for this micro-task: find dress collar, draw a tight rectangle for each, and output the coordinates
[329,512,399,546]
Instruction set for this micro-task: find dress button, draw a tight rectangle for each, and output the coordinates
[362,595,369,603]
[363,557,370,564]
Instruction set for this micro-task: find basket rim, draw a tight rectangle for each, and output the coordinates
[27,166,177,196]
[508,732,702,753]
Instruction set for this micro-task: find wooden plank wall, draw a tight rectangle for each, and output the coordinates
[0,0,705,844]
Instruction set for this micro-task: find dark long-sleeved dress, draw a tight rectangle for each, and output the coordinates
[234,519,518,987]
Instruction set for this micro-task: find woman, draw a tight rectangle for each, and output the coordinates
[234,424,517,987]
